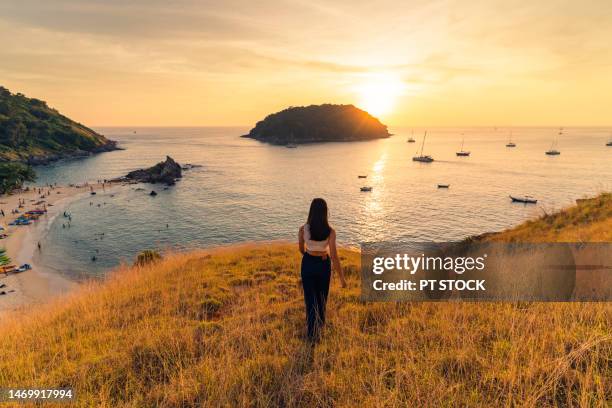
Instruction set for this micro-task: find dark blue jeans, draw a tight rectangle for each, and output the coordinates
[301,253,331,340]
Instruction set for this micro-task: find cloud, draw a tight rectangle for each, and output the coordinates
[1,0,610,125]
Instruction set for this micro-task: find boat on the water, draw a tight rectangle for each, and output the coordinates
[456,136,470,157]
[506,130,516,147]
[407,130,415,143]
[358,175,367,178]
[360,186,373,192]
[606,133,612,146]
[285,143,298,148]
[437,184,450,188]
[510,195,537,204]
[545,128,561,155]
[413,155,433,163]
[412,131,434,162]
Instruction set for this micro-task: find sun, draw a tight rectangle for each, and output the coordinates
[354,73,405,117]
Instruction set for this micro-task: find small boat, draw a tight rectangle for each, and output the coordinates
[506,131,516,147]
[407,130,415,143]
[546,128,561,155]
[90,191,97,195]
[510,195,538,204]
[412,131,434,162]
[606,133,612,146]
[456,136,470,156]
[358,175,367,178]
[360,186,373,192]
[285,143,298,148]
[413,155,434,163]
[437,184,450,189]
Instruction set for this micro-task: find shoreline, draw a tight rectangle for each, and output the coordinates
[1,187,608,313]
[0,182,112,312]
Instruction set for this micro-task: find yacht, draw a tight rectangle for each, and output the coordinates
[412,131,434,162]
[456,136,470,156]
[545,128,561,155]
[407,130,415,143]
[506,131,516,147]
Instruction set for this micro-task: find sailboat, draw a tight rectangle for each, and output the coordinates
[506,130,516,147]
[412,131,434,162]
[407,130,415,143]
[456,135,470,156]
[606,132,612,146]
[545,128,561,155]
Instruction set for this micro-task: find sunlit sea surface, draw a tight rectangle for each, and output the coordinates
[31,126,611,279]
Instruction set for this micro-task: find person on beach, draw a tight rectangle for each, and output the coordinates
[298,198,346,342]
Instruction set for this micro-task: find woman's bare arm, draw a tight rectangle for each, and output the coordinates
[329,229,346,287]
[298,226,305,254]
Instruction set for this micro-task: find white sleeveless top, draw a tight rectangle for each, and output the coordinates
[303,224,330,251]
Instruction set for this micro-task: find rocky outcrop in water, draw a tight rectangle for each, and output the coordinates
[116,156,182,186]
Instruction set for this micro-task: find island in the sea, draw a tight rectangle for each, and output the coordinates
[242,104,391,145]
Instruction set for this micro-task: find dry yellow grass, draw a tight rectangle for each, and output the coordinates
[0,195,611,407]
[483,193,612,243]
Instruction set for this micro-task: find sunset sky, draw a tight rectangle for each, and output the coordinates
[1,0,611,127]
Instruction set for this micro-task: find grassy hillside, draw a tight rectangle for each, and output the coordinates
[0,86,116,163]
[481,193,612,242]
[1,196,611,407]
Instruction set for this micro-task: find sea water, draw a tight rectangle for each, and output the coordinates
[31,126,611,279]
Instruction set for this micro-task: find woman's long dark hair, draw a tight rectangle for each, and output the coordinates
[307,198,331,241]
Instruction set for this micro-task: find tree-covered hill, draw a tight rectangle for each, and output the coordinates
[243,104,391,145]
[0,162,36,194]
[0,86,117,164]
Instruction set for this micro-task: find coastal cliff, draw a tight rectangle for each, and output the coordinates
[243,104,391,145]
[0,86,118,165]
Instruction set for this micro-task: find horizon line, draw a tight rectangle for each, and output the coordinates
[91,124,612,129]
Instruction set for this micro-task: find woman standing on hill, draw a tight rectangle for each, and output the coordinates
[299,198,346,341]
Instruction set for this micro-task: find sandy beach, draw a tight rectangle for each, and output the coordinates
[0,182,112,312]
